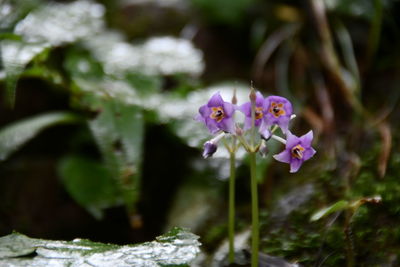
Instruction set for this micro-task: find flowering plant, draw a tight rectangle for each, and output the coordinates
[196,88,316,266]
[197,90,315,172]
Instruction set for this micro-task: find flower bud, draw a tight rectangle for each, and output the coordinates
[202,141,218,158]
[259,141,269,157]
[231,89,237,105]
[249,87,257,103]
[235,125,244,136]
[260,129,271,140]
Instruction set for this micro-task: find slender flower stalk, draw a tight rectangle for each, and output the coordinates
[249,151,259,267]
[249,88,257,149]
[228,91,238,263]
[271,134,287,144]
[249,86,259,267]
[228,147,236,263]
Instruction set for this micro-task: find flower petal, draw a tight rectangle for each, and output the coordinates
[277,117,290,134]
[285,131,299,149]
[219,117,235,133]
[259,121,271,139]
[300,130,314,148]
[303,147,316,161]
[255,92,264,106]
[223,102,235,117]
[207,92,224,107]
[199,104,210,118]
[290,158,303,173]
[273,150,291,163]
[243,116,252,130]
[239,102,251,117]
[205,117,219,134]
[194,113,204,122]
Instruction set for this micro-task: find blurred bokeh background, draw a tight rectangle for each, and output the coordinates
[1,0,400,265]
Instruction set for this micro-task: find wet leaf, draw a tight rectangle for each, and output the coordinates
[88,101,144,213]
[14,0,105,46]
[85,33,204,76]
[71,75,161,110]
[0,228,201,266]
[58,155,123,219]
[310,200,349,221]
[0,112,81,161]
[0,232,39,258]
[0,39,49,107]
[63,47,105,80]
[0,0,41,30]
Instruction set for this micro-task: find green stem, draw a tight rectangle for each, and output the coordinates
[250,99,256,150]
[249,152,259,267]
[228,150,236,263]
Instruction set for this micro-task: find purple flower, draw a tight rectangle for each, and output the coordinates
[263,96,293,134]
[239,91,265,130]
[196,92,235,134]
[273,131,316,173]
[202,141,218,158]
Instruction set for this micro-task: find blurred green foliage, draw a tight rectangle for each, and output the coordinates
[191,0,257,25]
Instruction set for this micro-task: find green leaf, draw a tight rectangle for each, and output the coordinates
[63,46,105,80]
[71,78,144,110]
[0,0,42,30]
[88,101,144,213]
[14,0,105,46]
[310,200,350,222]
[0,112,81,161]
[58,155,123,219]
[84,33,204,77]
[0,40,49,107]
[0,227,201,266]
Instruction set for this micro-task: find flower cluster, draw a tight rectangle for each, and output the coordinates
[196,91,316,173]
